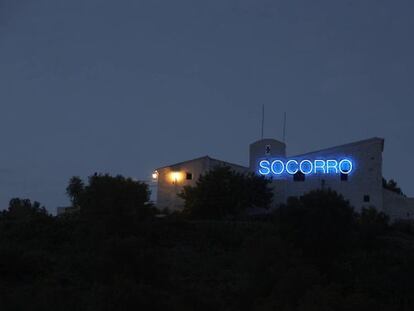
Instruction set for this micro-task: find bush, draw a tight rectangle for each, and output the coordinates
[66,174,153,220]
[178,166,273,219]
[4,198,49,221]
[357,207,389,240]
[273,189,355,258]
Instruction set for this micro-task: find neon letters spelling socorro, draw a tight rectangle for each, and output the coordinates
[258,158,353,176]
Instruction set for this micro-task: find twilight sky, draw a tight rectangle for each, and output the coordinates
[0,0,413,212]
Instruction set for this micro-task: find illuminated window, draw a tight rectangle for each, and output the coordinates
[170,172,183,184]
[186,172,193,180]
[363,195,370,203]
[340,173,348,181]
[293,171,305,182]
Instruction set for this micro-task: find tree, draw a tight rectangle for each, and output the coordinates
[274,189,355,257]
[66,176,85,207]
[6,198,49,220]
[358,207,389,229]
[357,207,389,240]
[178,166,273,219]
[66,174,152,219]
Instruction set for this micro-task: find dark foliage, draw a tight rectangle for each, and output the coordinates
[273,189,356,258]
[4,198,49,220]
[179,166,273,219]
[357,207,390,240]
[66,173,155,221]
[66,176,84,207]
[0,189,414,310]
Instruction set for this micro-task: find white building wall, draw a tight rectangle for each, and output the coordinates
[156,157,208,211]
[283,138,384,213]
[156,156,248,211]
[155,137,414,221]
[248,138,385,212]
[383,189,414,221]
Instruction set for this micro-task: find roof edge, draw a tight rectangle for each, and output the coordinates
[156,155,248,170]
[291,137,384,158]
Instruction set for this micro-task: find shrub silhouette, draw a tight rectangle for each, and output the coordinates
[274,189,355,258]
[66,174,152,219]
[179,166,273,219]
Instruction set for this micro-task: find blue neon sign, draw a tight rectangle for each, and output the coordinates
[258,158,354,177]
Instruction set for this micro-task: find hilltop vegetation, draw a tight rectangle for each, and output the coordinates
[0,172,413,310]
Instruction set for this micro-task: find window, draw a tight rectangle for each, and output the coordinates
[340,173,348,181]
[186,172,193,180]
[363,195,370,203]
[293,171,305,182]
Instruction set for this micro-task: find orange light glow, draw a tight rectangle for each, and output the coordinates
[170,171,183,183]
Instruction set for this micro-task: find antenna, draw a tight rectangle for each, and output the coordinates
[261,104,264,139]
[282,112,287,143]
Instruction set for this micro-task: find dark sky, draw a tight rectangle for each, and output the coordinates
[1,0,413,212]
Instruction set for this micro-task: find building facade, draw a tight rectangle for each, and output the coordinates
[154,138,414,221]
[155,156,249,211]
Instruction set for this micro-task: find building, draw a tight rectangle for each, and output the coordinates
[155,156,249,211]
[56,206,80,216]
[154,137,414,221]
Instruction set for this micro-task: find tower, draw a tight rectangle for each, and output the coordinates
[249,138,286,172]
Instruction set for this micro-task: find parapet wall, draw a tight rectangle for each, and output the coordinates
[383,189,414,221]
